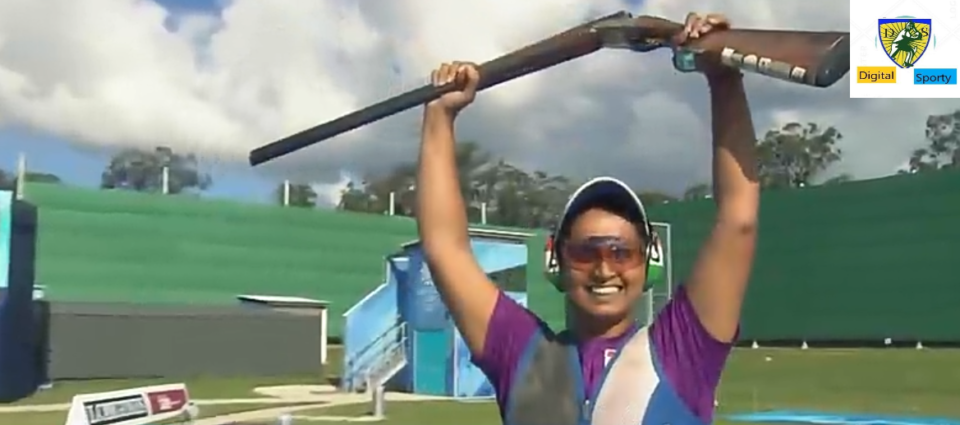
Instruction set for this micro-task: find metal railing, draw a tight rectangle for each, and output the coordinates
[363,333,407,390]
[343,319,408,392]
[368,336,407,418]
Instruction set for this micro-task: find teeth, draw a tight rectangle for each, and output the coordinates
[589,286,622,295]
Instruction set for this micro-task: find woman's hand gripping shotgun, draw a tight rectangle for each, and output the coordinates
[249,11,850,166]
[606,15,850,85]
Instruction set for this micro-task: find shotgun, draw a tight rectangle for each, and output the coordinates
[249,11,849,166]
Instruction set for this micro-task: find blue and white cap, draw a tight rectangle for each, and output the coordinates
[545,176,661,291]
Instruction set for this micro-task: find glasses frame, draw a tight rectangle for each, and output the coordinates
[560,237,647,274]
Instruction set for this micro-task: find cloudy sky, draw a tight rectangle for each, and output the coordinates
[1,0,958,205]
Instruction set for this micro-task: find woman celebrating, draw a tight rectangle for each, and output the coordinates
[415,12,758,425]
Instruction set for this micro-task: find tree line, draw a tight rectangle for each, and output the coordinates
[329,122,850,228]
[0,146,211,195]
[3,109,959,227]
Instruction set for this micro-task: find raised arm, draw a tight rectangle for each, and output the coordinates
[680,15,761,343]
[416,62,501,356]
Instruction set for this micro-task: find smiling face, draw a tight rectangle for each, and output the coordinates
[560,207,647,328]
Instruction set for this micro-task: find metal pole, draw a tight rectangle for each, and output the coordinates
[283,180,291,206]
[161,166,170,194]
[320,308,328,365]
[480,202,487,224]
[451,329,459,397]
[372,385,385,417]
[388,192,396,216]
[15,152,26,200]
[665,223,673,299]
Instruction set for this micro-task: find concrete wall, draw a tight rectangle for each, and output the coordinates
[41,302,326,379]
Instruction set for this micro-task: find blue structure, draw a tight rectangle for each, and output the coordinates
[447,290,527,398]
[0,192,41,401]
[341,254,409,388]
[342,228,531,397]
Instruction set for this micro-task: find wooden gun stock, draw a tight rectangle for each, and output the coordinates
[249,12,849,166]
[617,16,849,87]
[706,29,849,88]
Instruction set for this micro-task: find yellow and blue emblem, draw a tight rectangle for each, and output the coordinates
[878,17,932,68]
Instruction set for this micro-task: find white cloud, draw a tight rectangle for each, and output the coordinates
[0,0,958,195]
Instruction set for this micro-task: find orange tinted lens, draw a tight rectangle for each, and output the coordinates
[563,242,644,272]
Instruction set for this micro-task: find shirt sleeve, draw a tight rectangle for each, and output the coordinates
[471,291,543,414]
[649,285,737,423]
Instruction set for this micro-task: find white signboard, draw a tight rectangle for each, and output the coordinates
[64,383,196,425]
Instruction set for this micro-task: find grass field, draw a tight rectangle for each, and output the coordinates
[3,374,325,406]
[0,374,326,425]
[13,402,316,425]
[3,347,959,425]
[716,348,960,416]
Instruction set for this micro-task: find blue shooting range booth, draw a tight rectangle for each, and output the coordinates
[399,228,530,398]
[0,190,42,402]
[341,227,532,398]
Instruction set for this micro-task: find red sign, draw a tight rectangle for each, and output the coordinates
[146,389,187,415]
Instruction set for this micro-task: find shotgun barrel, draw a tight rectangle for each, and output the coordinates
[248,12,629,166]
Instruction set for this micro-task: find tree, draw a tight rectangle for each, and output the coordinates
[335,141,578,228]
[755,122,843,189]
[479,163,573,228]
[523,169,574,227]
[682,183,711,200]
[25,172,62,184]
[0,169,63,191]
[274,182,318,208]
[338,141,493,218]
[338,163,418,216]
[904,109,960,173]
[338,180,382,213]
[100,146,211,194]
